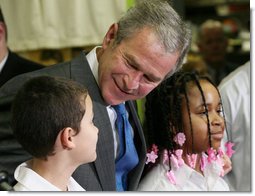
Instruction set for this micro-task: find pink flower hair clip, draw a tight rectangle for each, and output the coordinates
[163,149,169,164]
[175,149,185,166]
[207,147,217,163]
[146,144,159,164]
[217,147,224,158]
[186,153,197,168]
[173,132,186,146]
[170,149,185,169]
[225,141,235,158]
[166,170,176,185]
[151,144,159,154]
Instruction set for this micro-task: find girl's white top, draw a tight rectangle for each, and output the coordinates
[137,153,229,191]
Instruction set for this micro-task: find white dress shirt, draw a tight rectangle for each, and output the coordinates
[219,61,251,191]
[0,51,8,73]
[13,162,85,191]
[137,153,229,191]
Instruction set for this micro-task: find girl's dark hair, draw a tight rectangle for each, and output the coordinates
[145,70,228,155]
[11,76,88,158]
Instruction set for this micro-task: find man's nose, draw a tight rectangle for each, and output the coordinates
[124,71,143,91]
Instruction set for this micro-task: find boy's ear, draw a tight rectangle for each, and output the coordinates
[60,127,76,149]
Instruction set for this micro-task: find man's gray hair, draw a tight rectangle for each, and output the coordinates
[114,0,191,78]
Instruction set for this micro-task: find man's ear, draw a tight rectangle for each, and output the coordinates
[60,127,76,149]
[102,23,118,49]
[0,22,6,41]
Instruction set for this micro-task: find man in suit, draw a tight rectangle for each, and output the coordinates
[0,8,44,87]
[0,0,191,191]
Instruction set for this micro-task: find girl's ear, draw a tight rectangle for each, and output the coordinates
[102,23,118,49]
[60,127,76,150]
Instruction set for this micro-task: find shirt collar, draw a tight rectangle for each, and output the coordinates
[14,161,85,191]
[0,51,9,73]
[163,152,222,188]
[86,46,101,85]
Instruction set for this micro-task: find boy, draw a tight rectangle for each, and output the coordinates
[11,76,98,191]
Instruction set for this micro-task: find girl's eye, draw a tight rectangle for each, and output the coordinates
[198,107,207,115]
[200,111,206,115]
[217,109,223,116]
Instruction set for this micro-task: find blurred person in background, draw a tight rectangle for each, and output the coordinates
[0,7,43,87]
[196,19,238,85]
[218,61,251,191]
[181,56,208,76]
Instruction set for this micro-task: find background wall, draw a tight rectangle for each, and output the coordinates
[0,0,127,51]
[0,0,250,66]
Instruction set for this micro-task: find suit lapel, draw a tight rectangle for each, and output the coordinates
[70,52,116,190]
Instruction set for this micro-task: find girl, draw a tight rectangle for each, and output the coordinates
[138,71,234,191]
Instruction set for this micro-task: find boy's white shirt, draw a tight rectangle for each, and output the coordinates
[13,161,85,191]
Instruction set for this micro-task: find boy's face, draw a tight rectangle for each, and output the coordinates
[74,95,99,163]
[181,80,224,153]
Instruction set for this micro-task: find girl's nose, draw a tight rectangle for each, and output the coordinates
[211,112,224,126]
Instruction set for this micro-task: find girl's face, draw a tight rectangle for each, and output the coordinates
[181,80,224,154]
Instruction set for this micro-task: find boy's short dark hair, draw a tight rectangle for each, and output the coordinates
[11,76,88,159]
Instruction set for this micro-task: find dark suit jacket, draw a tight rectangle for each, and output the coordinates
[0,51,146,191]
[0,50,44,87]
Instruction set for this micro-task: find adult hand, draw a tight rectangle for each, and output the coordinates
[222,154,232,176]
